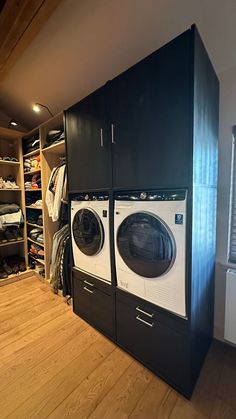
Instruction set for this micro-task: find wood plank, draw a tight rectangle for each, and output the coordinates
[89,361,153,419]
[5,335,114,418]
[0,288,57,322]
[0,293,61,335]
[129,376,169,418]
[210,399,236,419]
[0,0,62,81]
[217,345,236,412]
[47,347,133,419]
[0,303,70,363]
[0,316,87,392]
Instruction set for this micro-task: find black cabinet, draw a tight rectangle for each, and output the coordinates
[65,86,112,192]
[72,268,115,339]
[116,289,192,397]
[65,29,193,192]
[110,31,191,189]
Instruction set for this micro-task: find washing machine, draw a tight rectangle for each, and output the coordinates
[71,192,111,283]
[114,189,187,317]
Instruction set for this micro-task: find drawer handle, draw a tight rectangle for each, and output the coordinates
[84,280,94,287]
[83,286,94,294]
[136,315,154,328]
[136,306,154,318]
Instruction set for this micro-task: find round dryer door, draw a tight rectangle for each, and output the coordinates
[117,212,176,278]
[72,208,104,256]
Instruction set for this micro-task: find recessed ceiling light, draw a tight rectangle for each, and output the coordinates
[10,120,18,126]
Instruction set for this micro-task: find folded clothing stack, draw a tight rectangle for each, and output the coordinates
[43,129,65,148]
[0,226,22,242]
[28,228,44,244]
[22,135,40,155]
[29,243,44,259]
[24,174,41,189]
[24,155,41,173]
[0,255,26,279]
[0,175,20,189]
[0,202,23,229]
[27,210,43,225]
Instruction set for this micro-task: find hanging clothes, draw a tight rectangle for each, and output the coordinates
[46,164,67,222]
[50,224,71,295]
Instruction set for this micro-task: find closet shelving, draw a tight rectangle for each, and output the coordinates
[40,112,64,285]
[19,112,65,288]
[0,127,32,286]
[22,127,45,279]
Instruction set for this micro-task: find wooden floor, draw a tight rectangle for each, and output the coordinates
[0,277,236,419]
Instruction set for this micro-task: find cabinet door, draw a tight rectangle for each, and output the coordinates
[116,296,192,397]
[110,30,192,190]
[65,86,111,192]
[72,272,115,339]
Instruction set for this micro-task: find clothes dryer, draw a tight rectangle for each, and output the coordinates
[114,190,187,316]
[71,192,111,283]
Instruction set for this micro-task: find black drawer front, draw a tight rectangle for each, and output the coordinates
[116,288,189,334]
[73,274,115,339]
[116,298,191,396]
[72,267,114,296]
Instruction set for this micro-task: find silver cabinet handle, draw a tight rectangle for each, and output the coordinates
[100,128,104,147]
[136,306,154,318]
[84,280,94,287]
[111,123,116,144]
[83,286,94,294]
[136,315,154,327]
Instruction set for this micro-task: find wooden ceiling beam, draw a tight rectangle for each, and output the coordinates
[0,0,62,82]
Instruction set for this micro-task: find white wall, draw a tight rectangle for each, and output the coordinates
[214,66,236,340]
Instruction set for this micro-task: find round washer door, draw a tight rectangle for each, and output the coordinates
[72,208,104,256]
[117,212,176,278]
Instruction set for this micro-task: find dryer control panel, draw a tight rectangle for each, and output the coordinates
[115,190,187,201]
[72,192,109,201]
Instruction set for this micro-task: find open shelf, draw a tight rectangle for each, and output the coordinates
[24,168,41,175]
[23,149,40,158]
[29,254,45,266]
[0,239,24,247]
[42,140,65,154]
[0,160,20,166]
[25,189,42,192]
[25,205,42,210]
[27,222,43,229]
[28,237,44,247]
[0,188,22,191]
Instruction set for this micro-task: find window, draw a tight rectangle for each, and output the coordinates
[228,126,236,263]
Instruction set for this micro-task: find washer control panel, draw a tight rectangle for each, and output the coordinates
[115,190,186,201]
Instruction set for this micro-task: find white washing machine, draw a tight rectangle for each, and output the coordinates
[71,192,111,283]
[114,190,187,317]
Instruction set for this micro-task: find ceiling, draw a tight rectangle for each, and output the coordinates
[0,0,236,131]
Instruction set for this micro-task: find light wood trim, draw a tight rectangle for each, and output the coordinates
[0,160,20,166]
[0,0,62,83]
[24,168,41,175]
[23,148,40,158]
[27,222,43,229]
[27,237,44,247]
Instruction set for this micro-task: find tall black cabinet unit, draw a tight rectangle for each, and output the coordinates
[65,25,219,398]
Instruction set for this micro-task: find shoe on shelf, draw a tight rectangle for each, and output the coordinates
[0,177,4,189]
[10,227,22,241]
[4,227,17,242]
[0,230,7,243]
[2,260,13,275]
